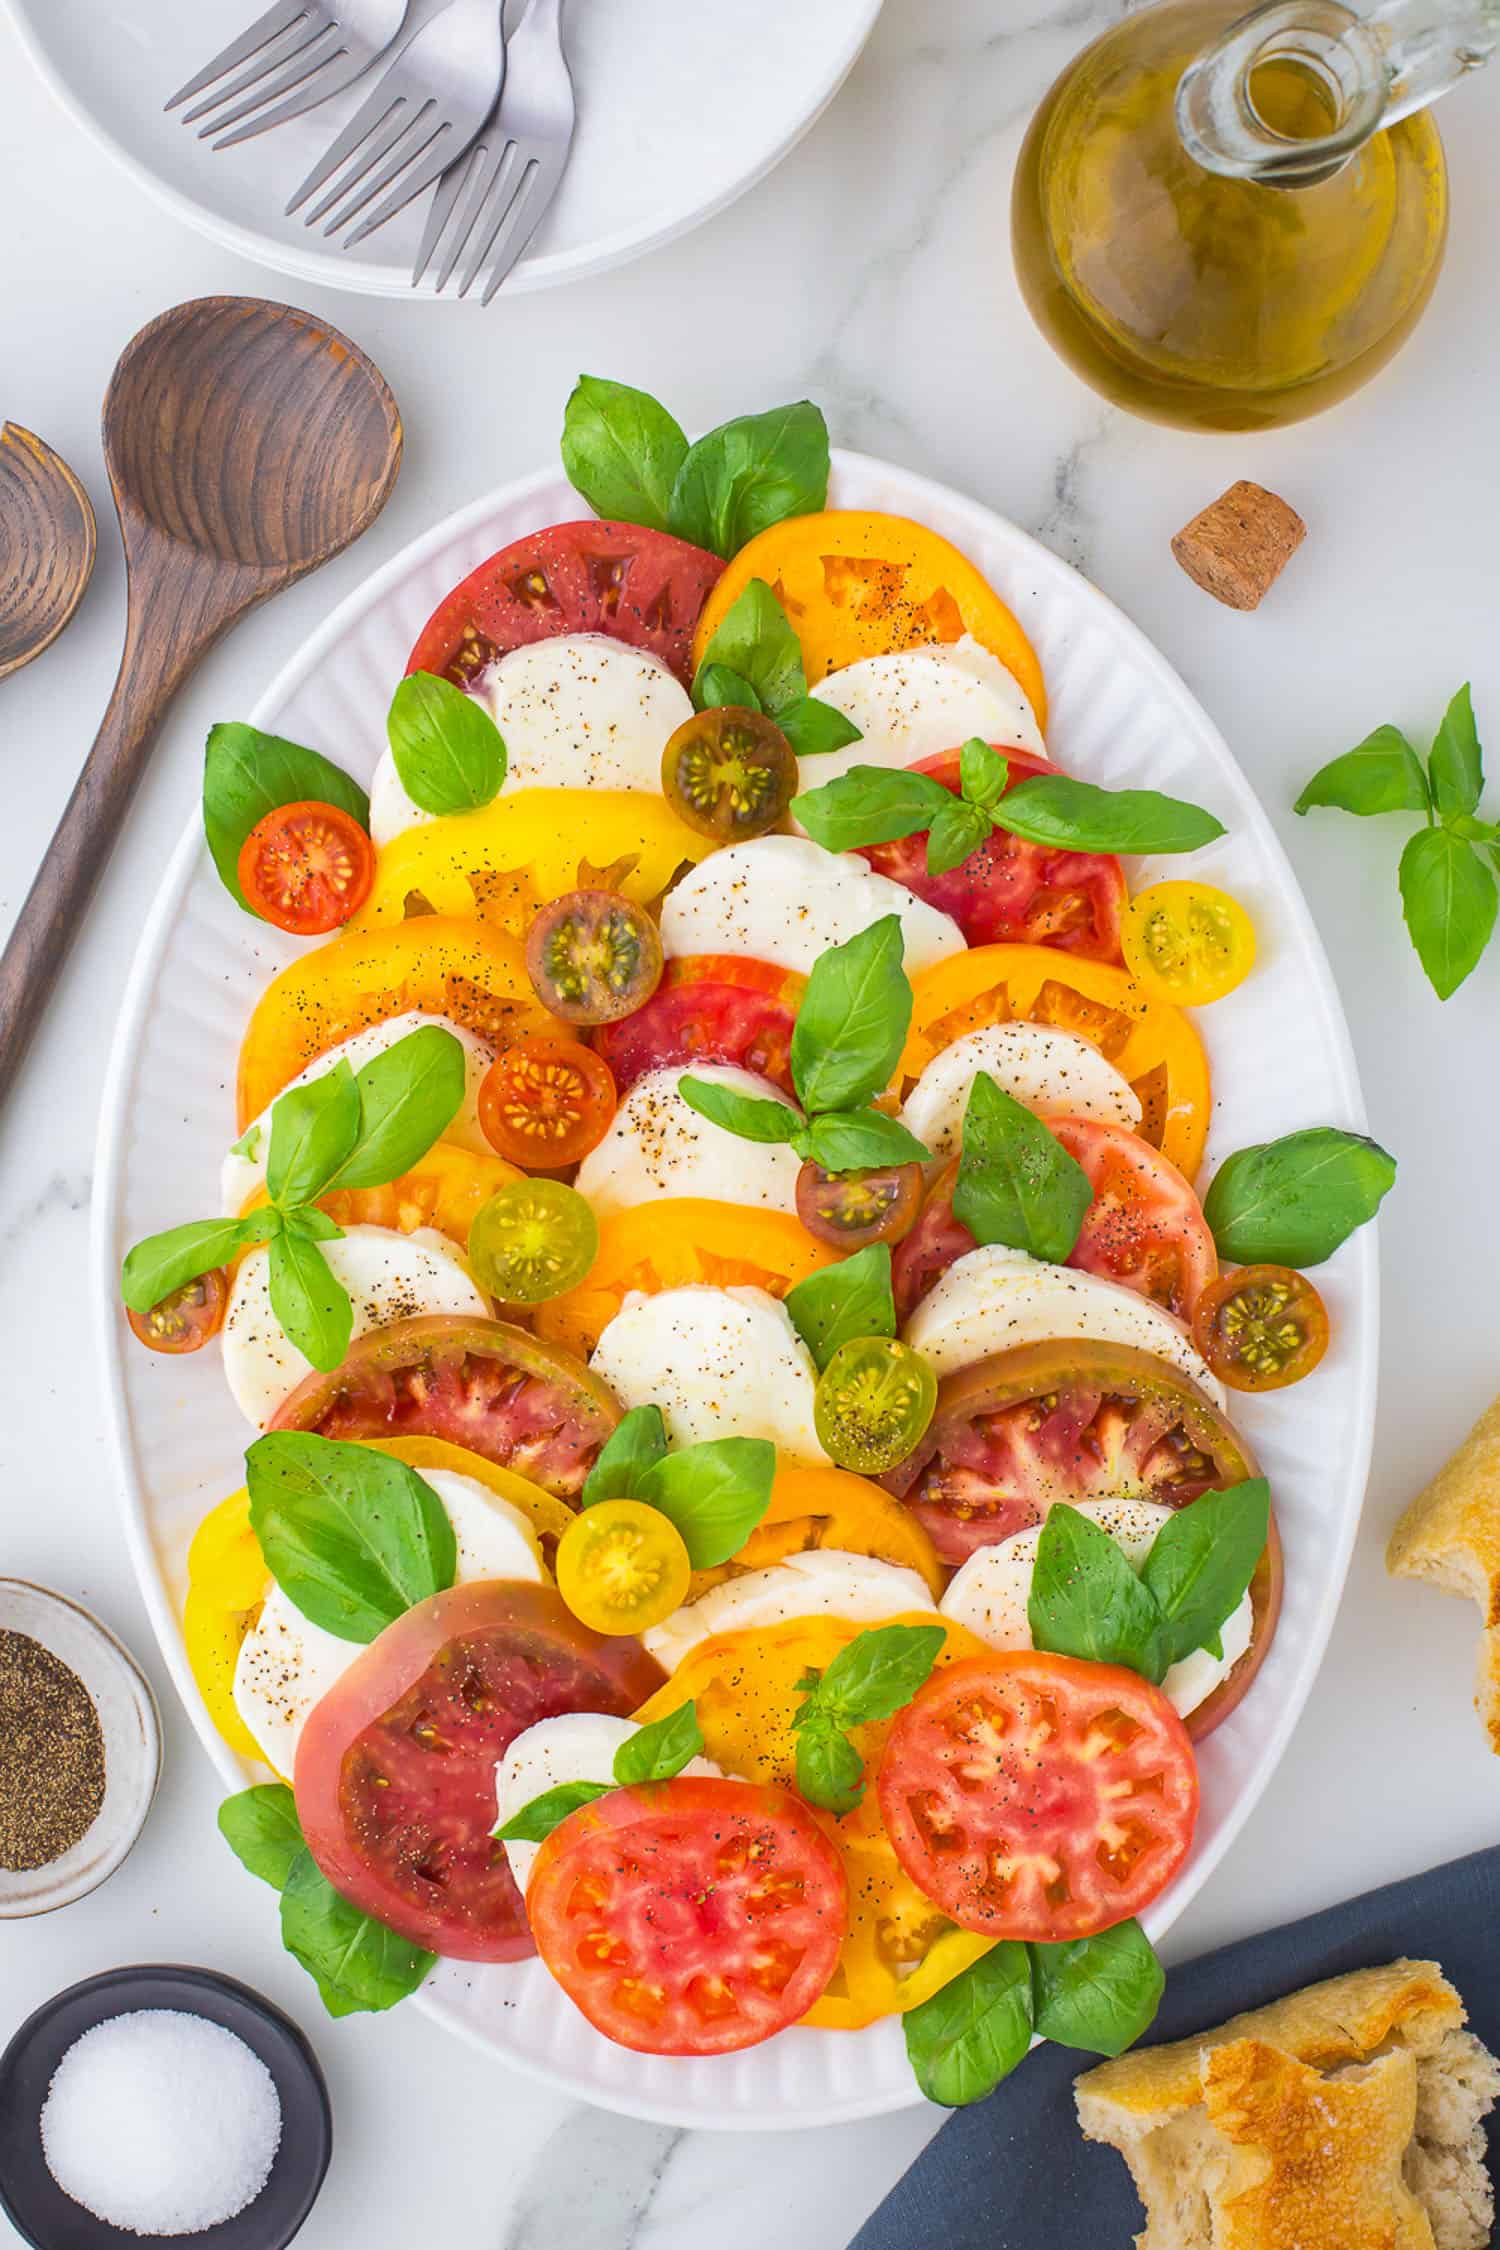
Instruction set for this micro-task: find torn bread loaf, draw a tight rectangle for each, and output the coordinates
[1388,1396,1500,1753]
[1075,1960,1499,2249]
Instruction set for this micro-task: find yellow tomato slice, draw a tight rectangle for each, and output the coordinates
[531,1198,838,1360]
[691,1463,945,1604]
[1122,881,1257,1008]
[901,941,1212,1180]
[351,788,715,933]
[692,510,1047,729]
[236,916,551,1130]
[239,1139,522,1252]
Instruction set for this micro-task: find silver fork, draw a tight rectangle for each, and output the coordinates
[410,0,573,300]
[166,0,407,143]
[287,0,505,238]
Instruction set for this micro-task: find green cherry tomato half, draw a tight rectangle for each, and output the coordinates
[526,889,664,1026]
[795,1159,923,1250]
[661,707,797,842]
[468,1179,599,1305]
[814,1337,938,1475]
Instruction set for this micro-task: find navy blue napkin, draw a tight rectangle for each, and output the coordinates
[852,1846,1500,2250]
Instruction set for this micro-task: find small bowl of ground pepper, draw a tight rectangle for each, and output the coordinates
[0,1582,161,1917]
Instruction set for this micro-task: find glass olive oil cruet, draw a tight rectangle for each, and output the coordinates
[1012,0,1497,429]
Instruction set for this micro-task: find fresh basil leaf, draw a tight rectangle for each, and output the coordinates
[613,1703,703,1785]
[1030,1922,1164,2057]
[926,799,992,877]
[1202,1126,1397,1265]
[791,914,913,1114]
[794,1713,867,1814]
[494,1781,612,1844]
[1294,724,1432,817]
[669,402,829,559]
[905,1941,1035,2107]
[1028,1505,1163,1675]
[811,1622,945,1726]
[776,696,862,758]
[266,1059,361,1209]
[801,1107,931,1173]
[1398,826,1498,999]
[267,1229,353,1373]
[202,723,369,917]
[121,1214,271,1315]
[678,1073,802,1145]
[637,1437,776,1568]
[694,663,763,714]
[387,672,506,817]
[959,738,1010,813]
[998,776,1225,855]
[692,579,806,714]
[280,1848,434,2017]
[1429,682,1483,819]
[218,1784,304,1892]
[582,1405,670,1508]
[784,1243,896,1371]
[793,766,950,853]
[229,1123,263,1162]
[953,1072,1092,1265]
[560,374,689,534]
[333,1025,468,1191]
[1141,1479,1270,1673]
[284,1204,342,1244]
[246,1430,457,1641]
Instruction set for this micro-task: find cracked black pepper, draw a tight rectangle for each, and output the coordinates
[0,1629,106,1870]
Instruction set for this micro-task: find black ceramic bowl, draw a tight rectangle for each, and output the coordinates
[0,1966,332,2250]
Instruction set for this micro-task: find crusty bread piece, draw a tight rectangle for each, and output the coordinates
[1075,1961,1500,2250]
[1388,1397,1500,1754]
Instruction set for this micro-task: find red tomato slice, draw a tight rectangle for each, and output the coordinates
[591,954,803,1098]
[269,1314,619,1500]
[878,1651,1199,1941]
[859,750,1127,961]
[527,1777,847,2053]
[237,800,375,936]
[407,521,724,689]
[892,1162,979,1324]
[1049,1116,1218,1322]
[294,1583,664,1962]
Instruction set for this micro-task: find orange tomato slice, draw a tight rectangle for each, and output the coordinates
[691,1463,945,1604]
[238,1139,523,1251]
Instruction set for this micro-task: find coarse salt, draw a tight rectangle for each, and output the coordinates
[40,2008,282,2236]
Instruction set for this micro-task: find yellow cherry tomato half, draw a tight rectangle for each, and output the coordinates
[556,1500,692,1636]
[1122,881,1257,1007]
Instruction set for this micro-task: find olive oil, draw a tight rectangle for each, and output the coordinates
[1011,0,1448,430]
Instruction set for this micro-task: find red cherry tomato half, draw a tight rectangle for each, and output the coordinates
[592,954,803,1099]
[1048,1115,1218,1324]
[527,1777,847,2053]
[127,1269,228,1355]
[526,890,664,1026]
[795,1159,923,1250]
[479,1035,618,1168]
[1192,1263,1330,1392]
[236,800,375,936]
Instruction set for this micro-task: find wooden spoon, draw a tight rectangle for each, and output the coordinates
[0,296,402,1098]
[0,424,98,681]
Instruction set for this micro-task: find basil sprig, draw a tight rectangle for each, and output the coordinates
[1203,1126,1396,1266]
[387,672,507,817]
[680,916,930,1177]
[579,1406,774,1568]
[1296,684,1500,998]
[495,1703,705,1845]
[246,1431,458,1642]
[784,1243,896,1371]
[792,1623,945,1814]
[561,374,829,560]
[1028,1482,1270,1684]
[953,1072,1093,1265]
[219,1784,433,2018]
[120,1026,466,1371]
[202,723,370,918]
[690,579,861,758]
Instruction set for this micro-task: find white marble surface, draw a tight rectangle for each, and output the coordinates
[2,4,1499,2244]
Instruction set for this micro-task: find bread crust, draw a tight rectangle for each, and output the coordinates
[1387,1396,1500,1754]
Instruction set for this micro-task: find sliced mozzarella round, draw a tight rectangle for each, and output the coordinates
[590,1284,828,1460]
[493,1712,722,1894]
[222,1224,488,1428]
[220,1011,496,1215]
[370,634,693,845]
[233,1468,545,1776]
[898,1023,1141,1168]
[575,1063,802,1223]
[644,1549,935,1674]
[658,834,963,980]
[802,636,1044,796]
[939,1497,1253,1720]
[903,1241,1226,1405]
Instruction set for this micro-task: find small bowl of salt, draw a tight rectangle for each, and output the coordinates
[0,1965,331,2248]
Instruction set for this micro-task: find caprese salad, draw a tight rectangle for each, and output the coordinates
[122,376,1396,2107]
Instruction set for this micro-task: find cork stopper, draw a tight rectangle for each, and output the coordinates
[1171,481,1306,610]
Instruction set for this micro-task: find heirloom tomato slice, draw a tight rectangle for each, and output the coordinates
[591,954,804,1099]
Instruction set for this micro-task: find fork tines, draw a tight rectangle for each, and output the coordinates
[166,0,321,115]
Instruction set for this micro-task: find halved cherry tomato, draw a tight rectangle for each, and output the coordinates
[526,889,663,1026]
[878,1652,1199,1941]
[693,510,1047,727]
[815,1338,938,1474]
[690,1463,945,1603]
[1193,1263,1330,1392]
[468,1179,598,1305]
[661,707,797,841]
[478,1035,617,1168]
[127,1269,227,1355]
[295,1581,665,1962]
[528,1777,846,2054]
[1123,881,1257,1007]
[239,1141,523,1253]
[237,800,374,936]
[795,1159,923,1250]
[1048,1116,1218,1322]
[860,750,1126,960]
[556,1499,691,1635]
[592,954,804,1098]
[900,944,1211,1180]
